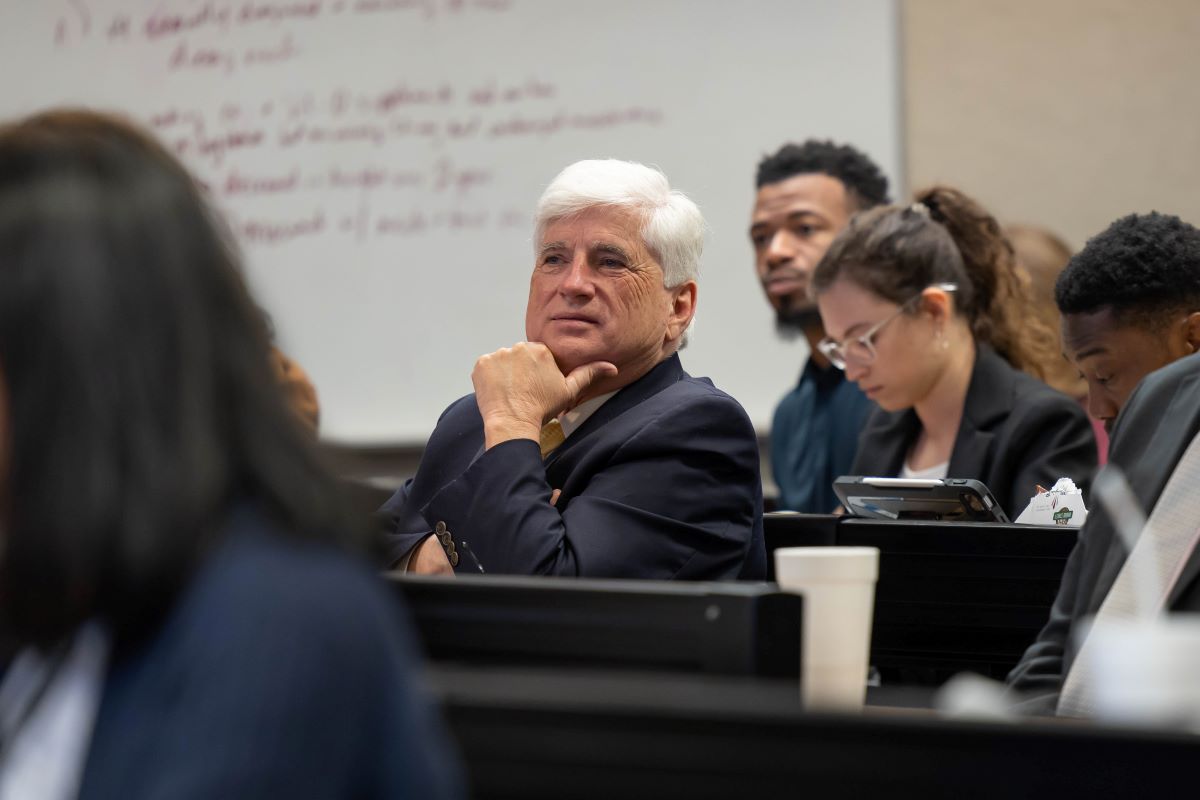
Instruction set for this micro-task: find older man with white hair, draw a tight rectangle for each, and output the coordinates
[379,159,765,579]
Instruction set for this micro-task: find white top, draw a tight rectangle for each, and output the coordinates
[558,391,617,439]
[0,623,110,800]
[900,460,949,480]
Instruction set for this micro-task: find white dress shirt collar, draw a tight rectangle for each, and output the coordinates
[558,391,617,439]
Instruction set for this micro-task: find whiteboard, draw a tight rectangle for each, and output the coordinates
[1,0,901,445]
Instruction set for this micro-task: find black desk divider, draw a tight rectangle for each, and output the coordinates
[838,518,1076,681]
[392,574,802,678]
[764,514,1077,682]
[431,665,1198,800]
[761,512,839,580]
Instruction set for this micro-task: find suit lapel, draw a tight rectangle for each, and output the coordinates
[948,426,995,481]
[948,347,1011,479]
[543,354,684,472]
[1169,548,1200,608]
[1147,371,1200,608]
[860,411,917,476]
[1092,368,1200,610]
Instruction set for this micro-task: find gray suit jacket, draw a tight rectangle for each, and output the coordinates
[1007,352,1200,712]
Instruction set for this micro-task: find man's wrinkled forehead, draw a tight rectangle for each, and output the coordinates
[537,205,654,253]
[539,238,636,262]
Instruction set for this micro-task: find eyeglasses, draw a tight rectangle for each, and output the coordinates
[817,283,957,370]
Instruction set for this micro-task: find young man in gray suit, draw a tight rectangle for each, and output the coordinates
[1008,212,1200,713]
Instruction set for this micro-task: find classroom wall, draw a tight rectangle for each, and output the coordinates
[0,0,903,446]
[346,0,1200,483]
[904,0,1200,249]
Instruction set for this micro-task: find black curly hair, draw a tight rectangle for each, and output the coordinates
[755,140,890,211]
[1055,212,1200,328]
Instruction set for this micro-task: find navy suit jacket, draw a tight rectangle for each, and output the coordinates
[1007,352,1200,713]
[379,354,766,580]
[79,508,463,799]
[851,346,1098,519]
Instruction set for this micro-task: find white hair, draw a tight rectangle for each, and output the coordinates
[535,159,705,288]
[534,159,704,345]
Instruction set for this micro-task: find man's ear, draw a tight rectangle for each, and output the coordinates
[1183,311,1200,352]
[665,281,698,342]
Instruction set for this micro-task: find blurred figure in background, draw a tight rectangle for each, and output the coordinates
[1007,224,1108,461]
[1007,225,1083,397]
[811,187,1097,519]
[261,313,321,434]
[0,110,461,799]
[271,346,320,432]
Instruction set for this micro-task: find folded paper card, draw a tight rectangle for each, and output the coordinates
[1014,477,1087,527]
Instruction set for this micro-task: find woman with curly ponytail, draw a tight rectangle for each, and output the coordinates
[809,185,1097,518]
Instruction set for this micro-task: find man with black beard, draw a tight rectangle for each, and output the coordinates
[749,141,890,511]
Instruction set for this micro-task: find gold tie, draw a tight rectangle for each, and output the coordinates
[539,419,566,458]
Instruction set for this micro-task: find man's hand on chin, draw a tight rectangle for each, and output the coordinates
[472,341,617,450]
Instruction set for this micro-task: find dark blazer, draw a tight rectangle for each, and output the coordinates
[1007,352,1200,713]
[79,508,463,799]
[850,346,1098,519]
[378,354,766,580]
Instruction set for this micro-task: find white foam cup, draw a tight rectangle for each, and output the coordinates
[773,546,880,711]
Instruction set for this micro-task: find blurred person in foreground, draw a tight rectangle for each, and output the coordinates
[749,141,889,512]
[810,187,1097,519]
[0,110,461,799]
[379,159,765,579]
